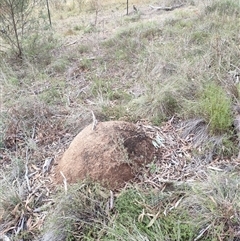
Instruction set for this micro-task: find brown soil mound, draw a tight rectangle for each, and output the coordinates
[54,121,155,189]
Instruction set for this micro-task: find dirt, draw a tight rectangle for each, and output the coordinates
[54,121,155,189]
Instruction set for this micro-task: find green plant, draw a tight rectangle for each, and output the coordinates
[180,172,240,240]
[83,24,96,33]
[104,186,196,241]
[73,25,82,31]
[78,44,89,53]
[42,182,110,241]
[198,82,233,134]
[80,57,93,70]
[39,82,64,105]
[49,58,69,74]
[0,0,51,58]
[23,26,57,66]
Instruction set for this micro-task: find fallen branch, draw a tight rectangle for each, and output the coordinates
[233,106,240,159]
[149,3,184,11]
[64,40,77,47]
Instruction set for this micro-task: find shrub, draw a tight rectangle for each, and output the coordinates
[0,0,52,59]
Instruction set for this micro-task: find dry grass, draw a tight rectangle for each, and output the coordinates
[1,0,240,239]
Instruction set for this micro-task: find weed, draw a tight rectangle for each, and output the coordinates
[102,22,159,63]
[115,188,144,222]
[73,25,82,31]
[39,81,65,105]
[190,31,210,45]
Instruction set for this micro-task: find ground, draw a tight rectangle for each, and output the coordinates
[1,0,240,240]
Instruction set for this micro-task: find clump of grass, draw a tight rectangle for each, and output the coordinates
[0,156,44,240]
[205,0,240,16]
[23,30,57,67]
[180,172,240,240]
[78,44,90,54]
[2,98,66,150]
[124,12,141,23]
[47,58,69,74]
[102,22,160,63]
[105,172,240,240]
[128,80,182,124]
[197,82,233,134]
[88,77,132,120]
[41,182,110,241]
[104,185,196,241]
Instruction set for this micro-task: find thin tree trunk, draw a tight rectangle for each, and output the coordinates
[10,2,22,57]
[127,0,128,15]
[46,0,51,26]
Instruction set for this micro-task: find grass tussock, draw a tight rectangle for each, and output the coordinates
[198,82,233,134]
[180,172,240,240]
[41,182,111,241]
[42,172,240,240]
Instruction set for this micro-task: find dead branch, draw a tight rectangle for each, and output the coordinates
[149,3,184,11]
[233,106,240,159]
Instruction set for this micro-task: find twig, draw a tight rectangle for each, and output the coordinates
[64,40,77,47]
[16,213,25,235]
[233,106,240,158]
[194,224,211,241]
[60,171,68,195]
[31,123,36,139]
[25,148,31,192]
[109,190,114,210]
[207,166,223,171]
[91,110,98,130]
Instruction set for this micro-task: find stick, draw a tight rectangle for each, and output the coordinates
[60,171,68,195]
[232,106,240,159]
[109,190,114,210]
[194,224,211,241]
[91,110,98,130]
[25,148,31,192]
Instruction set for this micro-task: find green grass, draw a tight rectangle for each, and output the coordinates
[104,187,196,241]
[42,173,240,240]
[197,82,233,134]
[42,183,111,241]
[180,172,240,240]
